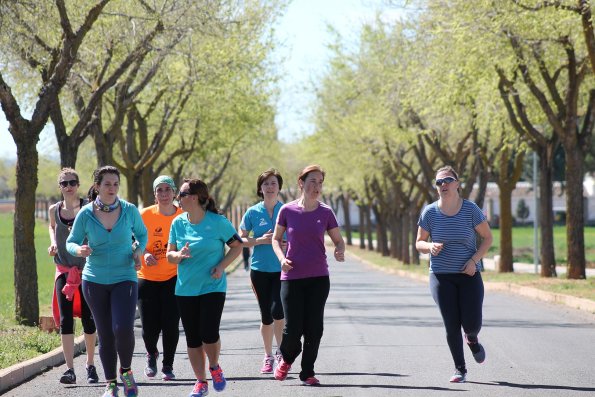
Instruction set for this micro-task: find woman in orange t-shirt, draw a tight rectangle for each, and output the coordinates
[138,175,183,381]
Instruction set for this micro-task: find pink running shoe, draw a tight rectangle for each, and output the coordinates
[260,355,274,374]
[274,358,291,381]
[302,376,320,386]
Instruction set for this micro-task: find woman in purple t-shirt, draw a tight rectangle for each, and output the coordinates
[271,164,345,386]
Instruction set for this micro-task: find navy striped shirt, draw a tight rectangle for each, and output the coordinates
[418,199,486,274]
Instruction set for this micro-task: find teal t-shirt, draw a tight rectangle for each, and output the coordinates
[239,201,283,272]
[169,211,237,296]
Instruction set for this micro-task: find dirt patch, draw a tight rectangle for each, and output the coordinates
[0,203,14,213]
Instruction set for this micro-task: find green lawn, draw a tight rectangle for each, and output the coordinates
[0,212,61,369]
[349,226,595,266]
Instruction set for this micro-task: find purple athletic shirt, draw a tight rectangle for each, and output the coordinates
[276,200,339,281]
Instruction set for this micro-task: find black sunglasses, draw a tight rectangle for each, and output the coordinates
[177,191,192,198]
[435,176,457,186]
[59,180,79,188]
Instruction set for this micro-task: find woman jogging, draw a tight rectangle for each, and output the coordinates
[272,164,345,386]
[167,178,242,397]
[48,168,98,385]
[239,168,285,374]
[415,165,493,383]
[138,175,183,381]
[67,165,147,397]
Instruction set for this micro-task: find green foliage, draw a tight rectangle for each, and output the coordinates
[516,199,530,222]
[0,323,61,370]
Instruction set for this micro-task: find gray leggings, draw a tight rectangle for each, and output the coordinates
[429,272,484,369]
[82,280,138,381]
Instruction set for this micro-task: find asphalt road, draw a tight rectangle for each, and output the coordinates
[4,252,594,397]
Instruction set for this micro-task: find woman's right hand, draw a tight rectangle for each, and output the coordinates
[78,245,92,257]
[48,244,57,256]
[430,242,443,256]
[178,242,192,262]
[281,258,293,273]
[144,253,158,266]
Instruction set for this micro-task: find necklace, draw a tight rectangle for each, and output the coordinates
[94,197,120,213]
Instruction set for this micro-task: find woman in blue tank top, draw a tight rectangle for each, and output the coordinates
[416,165,493,384]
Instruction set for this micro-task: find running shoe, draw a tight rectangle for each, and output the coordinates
[274,358,291,381]
[87,364,99,383]
[209,365,226,392]
[145,351,158,377]
[102,382,119,397]
[189,380,209,397]
[301,376,320,386]
[120,370,138,397]
[161,365,176,381]
[275,349,283,366]
[449,368,467,383]
[260,354,274,374]
[59,368,76,384]
[466,336,486,364]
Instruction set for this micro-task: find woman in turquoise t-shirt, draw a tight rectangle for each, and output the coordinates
[167,178,242,397]
[239,168,285,374]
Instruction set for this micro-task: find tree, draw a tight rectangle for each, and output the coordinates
[0,0,111,325]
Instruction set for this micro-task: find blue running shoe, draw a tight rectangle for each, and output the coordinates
[189,380,208,397]
[102,381,119,397]
[209,365,226,392]
[120,370,138,397]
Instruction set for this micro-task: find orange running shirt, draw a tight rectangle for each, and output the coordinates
[138,204,183,281]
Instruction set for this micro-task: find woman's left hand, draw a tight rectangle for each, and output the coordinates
[462,259,476,276]
[211,265,224,279]
[334,247,345,262]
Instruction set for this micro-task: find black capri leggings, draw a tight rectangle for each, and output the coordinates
[429,272,484,369]
[55,272,96,335]
[177,292,226,348]
[250,270,284,325]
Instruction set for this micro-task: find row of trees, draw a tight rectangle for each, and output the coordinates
[304,0,593,279]
[0,0,284,325]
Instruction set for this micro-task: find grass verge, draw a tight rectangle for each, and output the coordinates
[347,245,595,302]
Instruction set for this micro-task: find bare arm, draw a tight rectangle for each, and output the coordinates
[415,226,443,255]
[327,227,345,262]
[240,228,273,247]
[211,239,243,279]
[166,242,191,264]
[461,221,493,276]
[272,223,292,272]
[48,203,58,256]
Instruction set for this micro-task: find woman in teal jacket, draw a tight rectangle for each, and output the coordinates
[67,166,147,397]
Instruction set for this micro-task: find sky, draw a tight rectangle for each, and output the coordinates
[0,0,402,159]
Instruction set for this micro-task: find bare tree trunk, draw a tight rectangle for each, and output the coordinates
[564,146,586,278]
[498,186,514,272]
[358,204,366,249]
[402,210,411,264]
[342,192,353,246]
[13,143,39,325]
[365,205,374,251]
[539,157,557,277]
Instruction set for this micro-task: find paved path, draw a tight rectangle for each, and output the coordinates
[3,252,595,396]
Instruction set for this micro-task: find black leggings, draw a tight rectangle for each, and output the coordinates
[177,293,226,348]
[82,280,138,381]
[279,276,330,381]
[429,272,484,369]
[250,270,284,325]
[55,272,96,335]
[138,276,180,367]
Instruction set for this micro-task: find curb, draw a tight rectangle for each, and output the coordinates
[0,257,245,394]
[349,251,595,315]
[0,334,86,394]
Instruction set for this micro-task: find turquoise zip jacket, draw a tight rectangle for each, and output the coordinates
[66,199,148,285]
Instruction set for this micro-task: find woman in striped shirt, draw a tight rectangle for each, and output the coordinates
[416,165,493,384]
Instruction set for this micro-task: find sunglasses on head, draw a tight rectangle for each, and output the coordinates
[435,176,457,186]
[59,180,79,188]
[177,191,192,199]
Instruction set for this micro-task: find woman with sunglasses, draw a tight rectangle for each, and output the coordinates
[48,168,98,385]
[167,179,242,397]
[137,175,183,381]
[67,165,147,397]
[271,164,345,386]
[239,168,285,374]
[415,165,493,383]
